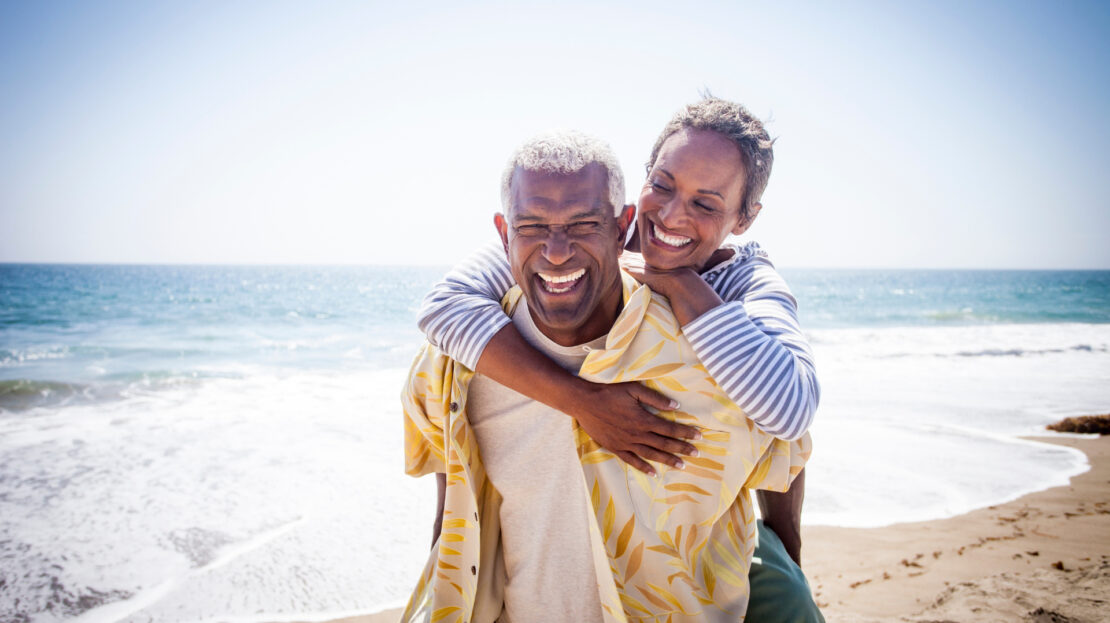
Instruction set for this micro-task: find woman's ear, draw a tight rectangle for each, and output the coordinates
[732,202,762,236]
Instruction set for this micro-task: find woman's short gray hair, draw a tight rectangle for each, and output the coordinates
[500,130,625,216]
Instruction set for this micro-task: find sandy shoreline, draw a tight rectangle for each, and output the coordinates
[322,435,1109,623]
[806,434,1109,622]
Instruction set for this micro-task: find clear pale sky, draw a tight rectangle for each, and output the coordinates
[2,1,1108,268]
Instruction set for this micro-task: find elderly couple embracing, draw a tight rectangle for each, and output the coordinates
[398,97,823,623]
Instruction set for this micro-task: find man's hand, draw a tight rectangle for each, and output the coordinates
[569,381,701,477]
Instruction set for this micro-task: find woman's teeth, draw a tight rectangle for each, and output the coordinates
[538,268,585,293]
[653,224,692,247]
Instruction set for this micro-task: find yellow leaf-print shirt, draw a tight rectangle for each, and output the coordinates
[401,272,812,623]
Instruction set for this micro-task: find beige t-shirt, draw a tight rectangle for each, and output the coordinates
[468,300,606,623]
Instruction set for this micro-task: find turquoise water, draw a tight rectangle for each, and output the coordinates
[1,263,1108,622]
[4,264,1107,412]
[1,264,444,410]
[784,268,1110,328]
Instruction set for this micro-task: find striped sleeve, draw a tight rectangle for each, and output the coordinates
[682,253,820,441]
[415,241,515,370]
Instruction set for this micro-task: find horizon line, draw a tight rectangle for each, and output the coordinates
[3,261,1110,272]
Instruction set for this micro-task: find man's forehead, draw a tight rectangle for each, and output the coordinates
[510,165,610,216]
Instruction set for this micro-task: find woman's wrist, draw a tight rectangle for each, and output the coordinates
[549,375,599,420]
[655,269,724,326]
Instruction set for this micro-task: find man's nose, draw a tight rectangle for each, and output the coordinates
[541,230,574,265]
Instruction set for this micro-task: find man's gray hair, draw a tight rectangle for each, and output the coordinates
[500,130,625,216]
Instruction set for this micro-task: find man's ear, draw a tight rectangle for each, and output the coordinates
[732,202,762,236]
[617,204,636,244]
[494,213,510,253]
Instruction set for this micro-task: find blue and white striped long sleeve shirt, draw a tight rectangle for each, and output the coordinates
[415,240,819,440]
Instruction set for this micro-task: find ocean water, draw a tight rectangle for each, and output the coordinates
[1,264,1108,622]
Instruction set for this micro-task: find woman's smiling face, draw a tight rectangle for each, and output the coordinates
[637,128,755,272]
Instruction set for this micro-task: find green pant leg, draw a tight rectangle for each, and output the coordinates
[746,520,825,623]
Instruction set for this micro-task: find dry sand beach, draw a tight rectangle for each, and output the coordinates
[333,432,1108,623]
[807,434,1109,623]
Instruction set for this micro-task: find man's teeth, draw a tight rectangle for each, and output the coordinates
[653,224,692,247]
[538,269,585,292]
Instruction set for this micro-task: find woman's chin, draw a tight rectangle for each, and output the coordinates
[641,245,686,271]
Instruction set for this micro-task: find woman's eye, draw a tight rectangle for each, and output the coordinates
[694,201,715,213]
[651,181,670,192]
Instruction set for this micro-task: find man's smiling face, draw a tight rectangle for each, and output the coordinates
[496,163,633,347]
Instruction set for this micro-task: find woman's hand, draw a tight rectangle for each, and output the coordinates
[568,380,701,477]
[620,252,725,327]
[618,252,676,289]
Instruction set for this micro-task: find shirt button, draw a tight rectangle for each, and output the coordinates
[449,402,459,412]
[471,565,477,575]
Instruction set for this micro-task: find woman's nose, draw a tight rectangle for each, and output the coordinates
[658,195,685,228]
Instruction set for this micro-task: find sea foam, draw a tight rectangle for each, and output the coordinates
[2,367,434,623]
[804,322,1106,527]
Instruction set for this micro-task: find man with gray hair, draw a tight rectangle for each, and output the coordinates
[400,130,809,622]
[498,130,628,217]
